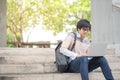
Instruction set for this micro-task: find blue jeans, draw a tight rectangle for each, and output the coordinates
[68,56,114,80]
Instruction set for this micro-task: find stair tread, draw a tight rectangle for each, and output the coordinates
[0,55,120,63]
[0,71,120,76]
[0,72,120,80]
[0,48,116,56]
[0,62,120,74]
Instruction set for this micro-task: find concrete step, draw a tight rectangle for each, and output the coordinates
[0,62,120,74]
[0,48,120,80]
[105,55,120,62]
[0,63,57,74]
[0,48,116,56]
[0,56,54,64]
[0,48,54,56]
[0,48,120,64]
[0,72,120,80]
[0,55,120,64]
[0,48,120,74]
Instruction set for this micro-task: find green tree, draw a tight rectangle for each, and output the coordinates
[39,0,91,35]
[7,0,91,47]
[7,0,40,47]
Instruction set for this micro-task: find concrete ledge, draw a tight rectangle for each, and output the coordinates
[0,63,57,74]
[0,72,120,80]
[0,55,120,64]
[0,56,55,64]
[0,62,120,74]
[0,48,55,56]
[0,48,115,56]
[0,48,120,80]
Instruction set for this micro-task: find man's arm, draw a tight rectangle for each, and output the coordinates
[60,33,77,60]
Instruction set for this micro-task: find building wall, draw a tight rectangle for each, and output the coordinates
[112,4,120,43]
[0,0,7,47]
[91,0,113,44]
[91,0,120,55]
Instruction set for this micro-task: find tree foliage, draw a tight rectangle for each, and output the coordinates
[38,0,91,35]
[7,0,41,47]
[7,0,91,47]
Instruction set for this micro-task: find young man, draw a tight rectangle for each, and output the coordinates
[60,19,114,80]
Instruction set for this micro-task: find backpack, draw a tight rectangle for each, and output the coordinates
[55,32,76,72]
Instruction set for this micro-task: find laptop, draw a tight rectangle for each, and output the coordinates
[87,43,107,56]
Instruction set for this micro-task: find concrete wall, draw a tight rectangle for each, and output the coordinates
[112,4,120,43]
[112,2,120,55]
[91,0,120,55]
[0,0,6,47]
[91,0,113,44]
[0,0,7,47]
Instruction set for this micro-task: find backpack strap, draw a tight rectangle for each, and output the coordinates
[71,32,76,51]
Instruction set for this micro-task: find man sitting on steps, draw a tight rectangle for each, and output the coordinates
[60,19,114,80]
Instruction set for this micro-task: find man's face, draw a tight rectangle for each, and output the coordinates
[79,27,90,38]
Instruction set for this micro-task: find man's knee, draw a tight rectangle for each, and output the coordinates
[98,56,108,63]
[79,56,88,63]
